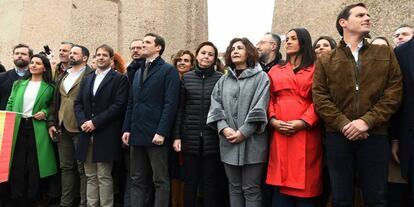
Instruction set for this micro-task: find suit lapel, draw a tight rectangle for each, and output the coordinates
[95,69,114,96]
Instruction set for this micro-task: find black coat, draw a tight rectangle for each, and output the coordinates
[391,38,414,177]
[126,58,145,85]
[0,69,25,110]
[123,57,180,146]
[74,69,129,162]
[174,67,222,155]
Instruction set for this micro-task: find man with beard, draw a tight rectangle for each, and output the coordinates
[53,41,74,80]
[256,32,283,73]
[0,44,32,207]
[0,44,32,110]
[48,44,93,207]
[126,39,145,84]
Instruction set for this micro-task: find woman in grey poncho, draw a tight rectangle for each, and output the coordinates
[207,37,270,207]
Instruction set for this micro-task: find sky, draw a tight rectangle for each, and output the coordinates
[208,0,275,52]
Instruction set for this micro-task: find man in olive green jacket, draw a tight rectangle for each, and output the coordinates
[48,44,93,207]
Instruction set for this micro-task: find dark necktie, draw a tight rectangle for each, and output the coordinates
[143,62,151,81]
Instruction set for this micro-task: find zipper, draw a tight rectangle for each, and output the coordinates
[355,59,361,119]
[200,74,205,137]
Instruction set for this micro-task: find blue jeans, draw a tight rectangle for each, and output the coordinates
[325,132,389,207]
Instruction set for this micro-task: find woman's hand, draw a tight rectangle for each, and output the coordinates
[173,139,182,152]
[227,131,246,144]
[270,119,293,136]
[33,111,46,120]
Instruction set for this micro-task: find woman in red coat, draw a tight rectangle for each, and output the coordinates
[266,28,322,207]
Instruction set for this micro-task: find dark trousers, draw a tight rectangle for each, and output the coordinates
[130,145,169,207]
[325,132,389,207]
[9,118,39,203]
[272,190,315,207]
[387,182,409,207]
[183,153,220,207]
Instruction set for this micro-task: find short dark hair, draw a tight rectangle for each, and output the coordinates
[172,50,195,68]
[224,37,259,69]
[13,44,33,57]
[195,41,218,68]
[336,3,367,36]
[95,44,114,58]
[145,33,165,55]
[24,54,53,85]
[313,36,337,50]
[284,28,315,70]
[73,44,90,61]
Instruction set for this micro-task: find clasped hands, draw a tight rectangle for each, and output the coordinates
[270,119,307,136]
[341,119,369,141]
[222,128,245,144]
[81,120,96,133]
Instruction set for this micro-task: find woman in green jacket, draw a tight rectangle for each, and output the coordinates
[6,54,56,206]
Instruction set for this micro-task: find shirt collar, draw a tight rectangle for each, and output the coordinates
[346,40,364,52]
[15,67,27,76]
[95,67,111,75]
[67,66,86,74]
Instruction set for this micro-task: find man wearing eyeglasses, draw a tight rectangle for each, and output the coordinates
[256,32,283,73]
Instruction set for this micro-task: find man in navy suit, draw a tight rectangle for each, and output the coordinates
[122,33,180,207]
[0,44,32,110]
[74,44,129,207]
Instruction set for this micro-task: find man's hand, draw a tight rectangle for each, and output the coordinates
[173,139,181,152]
[391,140,400,164]
[48,126,57,140]
[227,131,246,144]
[81,120,96,133]
[152,133,165,145]
[122,132,130,146]
[342,119,369,140]
[33,111,46,120]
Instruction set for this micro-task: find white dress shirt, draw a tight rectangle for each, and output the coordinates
[63,66,86,93]
[93,67,111,95]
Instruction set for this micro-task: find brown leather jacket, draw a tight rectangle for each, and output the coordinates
[312,39,402,135]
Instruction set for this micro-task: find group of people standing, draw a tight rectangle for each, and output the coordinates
[0,2,414,207]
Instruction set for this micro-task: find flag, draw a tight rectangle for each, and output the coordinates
[0,111,17,183]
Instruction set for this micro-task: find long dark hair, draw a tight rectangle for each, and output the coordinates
[24,54,54,85]
[284,28,315,70]
[313,36,337,50]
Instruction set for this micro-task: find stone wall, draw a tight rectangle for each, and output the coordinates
[272,0,414,47]
[0,0,208,68]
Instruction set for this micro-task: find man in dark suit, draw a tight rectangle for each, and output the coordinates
[391,31,414,204]
[74,44,129,207]
[122,33,180,207]
[0,44,32,110]
[48,44,94,207]
[0,43,32,207]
